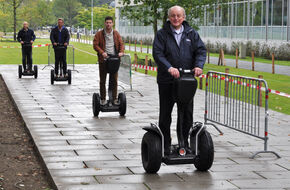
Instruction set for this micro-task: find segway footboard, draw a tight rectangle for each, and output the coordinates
[100,105,120,112]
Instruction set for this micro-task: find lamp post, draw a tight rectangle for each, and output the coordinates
[91,0,93,35]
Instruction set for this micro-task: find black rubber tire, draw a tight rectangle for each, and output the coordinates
[18,65,22,78]
[92,93,100,117]
[68,69,72,84]
[118,92,126,116]
[34,65,38,79]
[141,132,162,173]
[190,130,214,171]
[50,69,54,85]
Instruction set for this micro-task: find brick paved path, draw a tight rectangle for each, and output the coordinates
[0,64,289,190]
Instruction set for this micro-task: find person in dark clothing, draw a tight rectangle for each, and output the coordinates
[50,18,70,77]
[153,5,206,155]
[17,21,36,72]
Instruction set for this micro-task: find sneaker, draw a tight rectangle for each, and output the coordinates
[113,99,119,105]
[65,74,68,78]
[100,99,107,105]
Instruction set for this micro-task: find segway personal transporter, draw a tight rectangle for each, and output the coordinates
[18,42,38,79]
[92,55,126,117]
[141,69,214,173]
[50,43,71,85]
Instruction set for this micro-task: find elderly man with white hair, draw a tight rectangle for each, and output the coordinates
[153,5,207,156]
[17,21,36,73]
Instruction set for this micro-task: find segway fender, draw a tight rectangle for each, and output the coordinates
[189,122,206,156]
[143,123,162,136]
[143,123,164,157]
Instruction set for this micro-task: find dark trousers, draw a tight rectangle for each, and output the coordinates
[21,46,32,70]
[158,83,193,151]
[99,62,118,100]
[54,48,67,75]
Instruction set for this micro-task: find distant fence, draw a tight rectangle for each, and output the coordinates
[205,71,280,159]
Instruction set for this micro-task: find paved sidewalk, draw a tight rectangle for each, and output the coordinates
[0,64,290,190]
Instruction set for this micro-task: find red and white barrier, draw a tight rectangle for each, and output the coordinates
[132,64,289,98]
[0,44,49,48]
[132,64,157,72]
[207,73,290,98]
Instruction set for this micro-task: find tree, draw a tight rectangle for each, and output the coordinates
[77,0,112,7]
[120,0,217,35]
[0,0,11,35]
[78,0,99,7]
[53,0,82,26]
[20,0,55,29]
[76,5,115,31]
[5,0,24,41]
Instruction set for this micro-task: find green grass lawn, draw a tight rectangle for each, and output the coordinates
[133,60,290,115]
[209,52,290,66]
[0,39,98,65]
[123,42,290,66]
[1,40,289,115]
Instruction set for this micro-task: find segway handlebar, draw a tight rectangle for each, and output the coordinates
[55,43,66,47]
[178,68,195,76]
[22,42,32,47]
[104,54,120,61]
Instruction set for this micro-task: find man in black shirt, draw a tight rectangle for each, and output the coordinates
[50,18,70,77]
[17,22,36,72]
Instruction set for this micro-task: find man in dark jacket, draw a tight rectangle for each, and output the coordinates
[153,5,206,155]
[50,18,70,77]
[17,21,36,72]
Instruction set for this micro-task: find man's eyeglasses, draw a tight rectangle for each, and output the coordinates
[169,14,184,19]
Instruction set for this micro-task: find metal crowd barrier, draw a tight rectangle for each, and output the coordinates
[119,54,132,90]
[204,71,280,159]
[43,44,77,71]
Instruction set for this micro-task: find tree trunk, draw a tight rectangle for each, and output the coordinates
[13,0,17,41]
[153,2,158,36]
[162,10,168,27]
[153,18,157,36]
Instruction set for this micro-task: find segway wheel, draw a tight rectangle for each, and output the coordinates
[118,92,126,116]
[191,130,214,171]
[68,69,72,85]
[92,93,100,117]
[50,69,54,85]
[141,132,162,173]
[34,65,38,79]
[18,65,22,78]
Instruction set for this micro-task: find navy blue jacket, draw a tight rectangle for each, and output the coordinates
[153,21,206,84]
[17,28,36,44]
[50,26,70,48]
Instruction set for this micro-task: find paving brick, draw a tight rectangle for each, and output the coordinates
[58,184,148,190]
